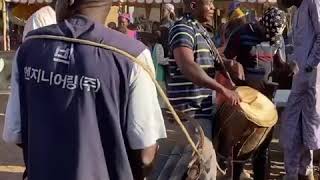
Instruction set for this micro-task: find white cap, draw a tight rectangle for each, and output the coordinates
[163,3,175,13]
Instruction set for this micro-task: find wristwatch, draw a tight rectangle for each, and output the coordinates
[305,65,314,73]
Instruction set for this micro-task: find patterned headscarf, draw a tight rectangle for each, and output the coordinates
[260,7,286,47]
[119,13,130,21]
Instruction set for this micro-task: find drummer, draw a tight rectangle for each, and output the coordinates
[223,7,287,180]
[168,0,240,137]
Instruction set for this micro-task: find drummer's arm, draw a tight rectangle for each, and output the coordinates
[127,49,167,179]
[173,47,227,93]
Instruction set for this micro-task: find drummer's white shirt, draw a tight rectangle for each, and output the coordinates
[22,6,56,41]
[3,49,167,150]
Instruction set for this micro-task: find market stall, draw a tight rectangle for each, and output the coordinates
[0,0,51,90]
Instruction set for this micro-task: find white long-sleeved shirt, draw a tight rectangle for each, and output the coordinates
[22,6,56,41]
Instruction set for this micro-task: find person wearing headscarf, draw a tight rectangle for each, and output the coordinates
[160,3,176,28]
[160,3,176,58]
[117,13,137,39]
[260,7,287,49]
[224,3,247,41]
[228,0,241,15]
[224,6,288,180]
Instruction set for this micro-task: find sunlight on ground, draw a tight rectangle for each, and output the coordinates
[0,165,25,173]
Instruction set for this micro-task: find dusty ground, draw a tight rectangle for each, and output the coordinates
[0,92,319,180]
[0,92,24,180]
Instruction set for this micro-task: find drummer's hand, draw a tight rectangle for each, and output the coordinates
[222,88,241,106]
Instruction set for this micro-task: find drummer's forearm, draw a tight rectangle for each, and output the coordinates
[180,62,226,93]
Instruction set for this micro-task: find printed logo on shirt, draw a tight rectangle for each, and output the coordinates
[24,66,101,92]
[53,46,72,65]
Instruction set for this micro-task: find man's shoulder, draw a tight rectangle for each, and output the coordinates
[24,21,147,58]
[232,23,261,37]
[170,16,195,36]
[24,23,61,39]
[172,16,194,28]
[96,25,147,57]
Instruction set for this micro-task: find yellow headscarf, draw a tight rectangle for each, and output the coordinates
[229,8,245,21]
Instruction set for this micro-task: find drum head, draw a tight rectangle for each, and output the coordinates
[236,86,278,127]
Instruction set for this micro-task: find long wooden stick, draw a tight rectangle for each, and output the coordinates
[2,0,7,51]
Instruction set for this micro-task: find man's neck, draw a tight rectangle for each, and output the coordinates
[77,9,108,24]
[186,13,206,24]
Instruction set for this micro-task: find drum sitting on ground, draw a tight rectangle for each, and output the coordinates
[214,86,278,161]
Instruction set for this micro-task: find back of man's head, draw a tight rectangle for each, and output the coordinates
[182,0,206,14]
[72,0,112,8]
[56,0,112,23]
[49,0,57,8]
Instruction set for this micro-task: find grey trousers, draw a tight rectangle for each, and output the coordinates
[283,115,313,177]
[196,118,217,180]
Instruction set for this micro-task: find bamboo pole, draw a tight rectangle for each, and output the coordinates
[2,0,7,51]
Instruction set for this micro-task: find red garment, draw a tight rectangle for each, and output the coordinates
[127,29,137,39]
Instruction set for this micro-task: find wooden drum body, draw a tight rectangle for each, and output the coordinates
[214,86,278,160]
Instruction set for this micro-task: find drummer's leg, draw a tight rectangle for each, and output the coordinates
[252,128,273,180]
[195,118,218,179]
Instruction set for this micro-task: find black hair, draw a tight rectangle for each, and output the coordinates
[72,0,112,10]
[224,17,246,39]
[107,22,117,29]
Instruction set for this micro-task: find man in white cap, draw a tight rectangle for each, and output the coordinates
[161,3,175,28]
[160,3,176,58]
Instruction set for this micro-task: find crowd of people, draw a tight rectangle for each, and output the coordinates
[2,0,320,180]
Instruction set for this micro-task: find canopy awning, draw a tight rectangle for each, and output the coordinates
[238,0,277,3]
[5,0,277,5]
[5,0,181,4]
[5,0,52,3]
[112,0,181,4]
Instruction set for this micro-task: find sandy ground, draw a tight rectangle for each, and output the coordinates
[0,93,319,180]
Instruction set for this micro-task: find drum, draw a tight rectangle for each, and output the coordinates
[214,86,278,160]
[150,109,217,180]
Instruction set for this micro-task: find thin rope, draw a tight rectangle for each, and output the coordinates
[25,35,203,161]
